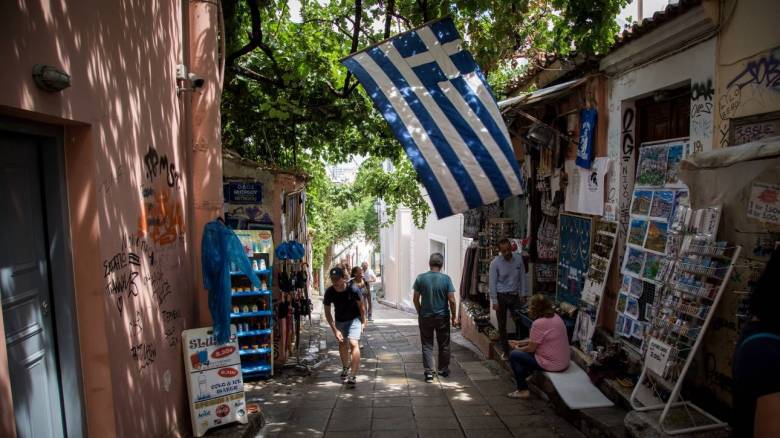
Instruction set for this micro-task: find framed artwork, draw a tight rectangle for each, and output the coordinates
[631,321,645,339]
[631,190,654,216]
[629,219,649,247]
[628,277,644,298]
[626,296,640,319]
[650,191,675,221]
[616,293,629,313]
[645,221,669,253]
[636,145,669,187]
[616,314,627,336]
[619,276,632,294]
[623,247,646,277]
[622,316,635,337]
[665,144,684,185]
[643,253,662,281]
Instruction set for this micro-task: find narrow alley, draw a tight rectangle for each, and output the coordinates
[249,303,583,438]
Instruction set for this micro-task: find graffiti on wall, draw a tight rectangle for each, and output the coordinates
[100,141,189,377]
[100,164,127,197]
[138,187,185,246]
[733,120,779,145]
[718,47,780,147]
[691,78,715,148]
[130,342,157,371]
[143,145,180,188]
[727,48,780,91]
[691,78,715,101]
[618,105,637,265]
[103,242,143,315]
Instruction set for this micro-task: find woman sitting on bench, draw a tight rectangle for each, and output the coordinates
[507,294,570,399]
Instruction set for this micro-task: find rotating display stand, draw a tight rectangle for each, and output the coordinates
[629,235,741,434]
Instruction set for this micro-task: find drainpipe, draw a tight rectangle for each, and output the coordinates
[188,0,223,325]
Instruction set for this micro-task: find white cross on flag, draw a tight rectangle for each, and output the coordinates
[341,17,524,219]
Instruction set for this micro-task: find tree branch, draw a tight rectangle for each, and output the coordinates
[344,15,379,44]
[390,12,412,30]
[225,0,284,87]
[232,64,283,87]
[384,0,395,39]
[342,0,363,95]
[416,0,428,22]
[303,18,355,42]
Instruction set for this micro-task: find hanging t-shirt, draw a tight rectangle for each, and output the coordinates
[576,108,597,169]
[565,157,611,216]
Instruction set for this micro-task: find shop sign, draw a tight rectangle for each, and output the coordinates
[183,326,247,437]
[645,337,672,377]
[747,182,780,225]
[225,182,262,204]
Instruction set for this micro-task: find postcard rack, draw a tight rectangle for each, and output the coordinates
[629,241,741,435]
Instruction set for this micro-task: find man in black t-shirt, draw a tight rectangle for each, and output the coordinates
[324,266,366,386]
[732,248,780,437]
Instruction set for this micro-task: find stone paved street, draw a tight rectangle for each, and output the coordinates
[247,303,584,438]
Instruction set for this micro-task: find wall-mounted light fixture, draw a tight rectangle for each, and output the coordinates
[33,64,71,92]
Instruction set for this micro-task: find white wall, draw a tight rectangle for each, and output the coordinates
[380,194,465,314]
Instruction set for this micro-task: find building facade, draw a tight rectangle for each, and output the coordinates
[0,1,223,436]
[379,193,468,314]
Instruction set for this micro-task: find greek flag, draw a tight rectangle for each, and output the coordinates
[341,17,524,219]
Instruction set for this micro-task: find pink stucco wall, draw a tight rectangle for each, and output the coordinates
[0,0,220,436]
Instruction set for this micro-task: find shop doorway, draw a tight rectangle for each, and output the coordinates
[430,236,447,273]
[0,123,82,437]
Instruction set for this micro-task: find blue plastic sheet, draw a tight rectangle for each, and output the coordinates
[201,220,260,343]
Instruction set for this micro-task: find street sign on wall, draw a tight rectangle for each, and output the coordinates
[224,182,263,204]
[182,326,247,437]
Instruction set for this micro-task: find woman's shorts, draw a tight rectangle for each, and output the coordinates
[335,318,362,341]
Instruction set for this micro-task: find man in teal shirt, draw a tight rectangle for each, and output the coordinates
[413,253,458,383]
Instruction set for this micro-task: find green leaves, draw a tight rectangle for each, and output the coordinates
[222,0,628,267]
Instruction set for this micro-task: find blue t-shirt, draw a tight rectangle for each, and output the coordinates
[413,271,455,317]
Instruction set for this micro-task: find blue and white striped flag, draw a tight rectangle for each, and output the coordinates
[342,17,524,219]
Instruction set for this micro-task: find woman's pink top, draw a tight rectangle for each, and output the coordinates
[529,314,570,372]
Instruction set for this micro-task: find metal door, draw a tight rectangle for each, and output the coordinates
[1,134,66,438]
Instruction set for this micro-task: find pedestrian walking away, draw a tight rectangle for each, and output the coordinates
[489,238,528,356]
[324,266,367,387]
[413,253,458,383]
[361,261,376,321]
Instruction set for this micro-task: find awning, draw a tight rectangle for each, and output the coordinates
[498,78,588,112]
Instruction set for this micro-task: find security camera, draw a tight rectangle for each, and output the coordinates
[188,72,205,89]
[176,64,188,81]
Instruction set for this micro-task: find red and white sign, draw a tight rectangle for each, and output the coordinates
[747,182,780,225]
[183,325,247,437]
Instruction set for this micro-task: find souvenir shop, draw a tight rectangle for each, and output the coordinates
[459,75,611,357]
[478,64,780,431]
[221,150,312,378]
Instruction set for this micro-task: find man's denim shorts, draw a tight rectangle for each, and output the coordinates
[336,318,362,341]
